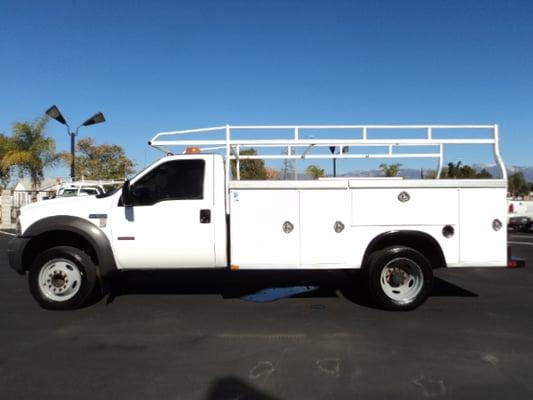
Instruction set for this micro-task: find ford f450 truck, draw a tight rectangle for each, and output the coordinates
[7,124,521,311]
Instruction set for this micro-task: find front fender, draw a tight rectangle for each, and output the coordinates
[23,215,117,278]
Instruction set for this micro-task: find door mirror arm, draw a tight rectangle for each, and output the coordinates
[122,179,134,207]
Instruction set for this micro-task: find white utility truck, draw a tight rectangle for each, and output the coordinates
[7,124,519,311]
[508,200,533,231]
[55,180,123,198]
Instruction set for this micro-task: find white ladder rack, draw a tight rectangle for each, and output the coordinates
[149,124,507,181]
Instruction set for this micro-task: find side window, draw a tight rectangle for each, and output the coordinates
[132,159,205,206]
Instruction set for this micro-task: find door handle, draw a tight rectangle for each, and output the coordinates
[200,209,211,224]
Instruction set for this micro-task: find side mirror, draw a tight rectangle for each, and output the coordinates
[122,179,134,207]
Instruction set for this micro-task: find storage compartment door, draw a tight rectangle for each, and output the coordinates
[230,190,300,267]
[300,190,350,266]
[458,188,507,266]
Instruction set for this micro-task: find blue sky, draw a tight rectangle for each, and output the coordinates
[1,0,532,178]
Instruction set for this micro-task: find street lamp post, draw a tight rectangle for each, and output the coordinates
[329,146,349,177]
[45,105,105,180]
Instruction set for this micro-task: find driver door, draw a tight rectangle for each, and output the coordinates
[110,156,216,269]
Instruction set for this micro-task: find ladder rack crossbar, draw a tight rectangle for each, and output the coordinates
[152,138,496,147]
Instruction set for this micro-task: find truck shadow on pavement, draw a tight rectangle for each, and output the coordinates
[204,377,280,400]
[104,269,477,308]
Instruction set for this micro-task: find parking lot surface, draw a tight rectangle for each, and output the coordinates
[1,232,533,400]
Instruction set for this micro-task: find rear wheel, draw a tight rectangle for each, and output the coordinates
[28,246,98,310]
[366,246,433,311]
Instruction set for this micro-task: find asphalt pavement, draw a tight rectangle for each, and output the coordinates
[1,232,533,400]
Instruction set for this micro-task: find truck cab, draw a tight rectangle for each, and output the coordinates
[109,154,227,269]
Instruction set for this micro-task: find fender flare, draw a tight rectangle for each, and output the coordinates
[23,215,117,278]
[362,230,447,269]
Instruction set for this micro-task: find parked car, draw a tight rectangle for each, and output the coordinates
[508,200,533,231]
[55,181,123,198]
[56,184,104,197]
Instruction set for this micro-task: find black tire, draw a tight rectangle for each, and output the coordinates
[365,246,433,311]
[28,246,98,310]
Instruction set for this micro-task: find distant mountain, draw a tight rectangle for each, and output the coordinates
[473,164,533,181]
[335,168,425,179]
[334,165,533,180]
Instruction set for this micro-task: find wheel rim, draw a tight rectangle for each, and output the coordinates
[379,257,424,305]
[38,258,83,302]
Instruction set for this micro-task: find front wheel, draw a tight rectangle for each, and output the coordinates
[366,246,433,311]
[28,246,98,310]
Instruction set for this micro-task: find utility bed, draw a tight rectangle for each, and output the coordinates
[229,178,507,269]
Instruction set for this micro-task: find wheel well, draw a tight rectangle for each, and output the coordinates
[362,231,446,270]
[22,230,99,271]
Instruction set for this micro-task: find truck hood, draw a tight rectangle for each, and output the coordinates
[19,195,116,235]
[22,195,98,212]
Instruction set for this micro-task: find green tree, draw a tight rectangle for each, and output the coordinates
[305,165,325,180]
[265,167,281,180]
[230,148,267,180]
[458,164,477,178]
[508,171,529,198]
[476,168,493,179]
[62,137,136,180]
[424,164,493,180]
[443,161,462,178]
[0,133,13,189]
[379,163,402,177]
[442,162,492,179]
[2,116,60,190]
[423,169,438,179]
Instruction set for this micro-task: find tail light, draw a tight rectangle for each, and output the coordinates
[508,203,514,214]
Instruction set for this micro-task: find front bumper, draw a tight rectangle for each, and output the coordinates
[7,236,30,275]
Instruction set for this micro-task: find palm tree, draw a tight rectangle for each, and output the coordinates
[3,116,60,191]
[306,165,325,180]
[445,161,462,178]
[379,163,402,177]
[0,133,13,189]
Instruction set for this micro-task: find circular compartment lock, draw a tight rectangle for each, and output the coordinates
[398,191,410,202]
[334,221,345,233]
[282,221,294,234]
